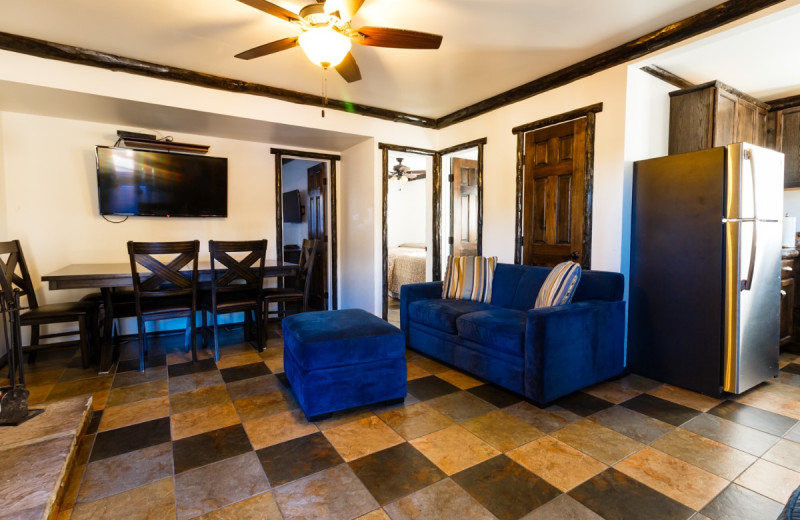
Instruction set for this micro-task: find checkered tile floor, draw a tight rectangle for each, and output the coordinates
[10,326,800,520]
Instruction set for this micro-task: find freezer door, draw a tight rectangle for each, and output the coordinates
[723,219,781,393]
[725,143,784,221]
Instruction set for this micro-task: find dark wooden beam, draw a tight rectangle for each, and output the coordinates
[512,103,603,135]
[640,65,694,89]
[437,137,488,157]
[766,94,800,112]
[270,148,341,161]
[436,0,787,129]
[0,31,437,129]
[377,143,437,156]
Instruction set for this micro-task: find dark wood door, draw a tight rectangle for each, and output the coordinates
[522,117,587,267]
[451,158,478,256]
[307,163,327,310]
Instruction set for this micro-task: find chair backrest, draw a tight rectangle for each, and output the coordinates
[297,239,320,302]
[0,240,39,310]
[127,240,200,301]
[208,239,268,299]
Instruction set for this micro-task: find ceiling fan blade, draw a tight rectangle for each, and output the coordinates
[235,36,299,60]
[235,0,300,23]
[337,0,366,22]
[335,52,362,82]
[355,27,443,49]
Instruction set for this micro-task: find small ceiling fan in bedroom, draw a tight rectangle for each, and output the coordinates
[390,158,426,181]
[233,0,443,82]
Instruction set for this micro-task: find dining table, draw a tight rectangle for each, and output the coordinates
[42,259,298,373]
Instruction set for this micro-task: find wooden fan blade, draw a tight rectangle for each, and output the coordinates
[235,36,298,60]
[337,0,366,22]
[235,0,300,23]
[355,27,442,49]
[335,52,362,82]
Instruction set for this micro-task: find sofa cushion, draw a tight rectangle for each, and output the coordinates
[442,255,497,302]
[534,261,581,308]
[456,308,526,358]
[408,299,494,334]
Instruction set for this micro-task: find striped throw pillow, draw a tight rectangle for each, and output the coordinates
[442,255,497,303]
[534,261,582,309]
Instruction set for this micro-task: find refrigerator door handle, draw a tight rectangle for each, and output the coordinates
[743,221,757,291]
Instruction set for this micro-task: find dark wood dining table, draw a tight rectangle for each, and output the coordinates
[42,260,298,373]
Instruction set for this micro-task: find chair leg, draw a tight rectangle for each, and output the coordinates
[212,310,220,362]
[28,324,40,363]
[255,306,264,352]
[190,313,198,363]
[137,318,147,372]
[78,316,89,369]
[201,309,209,348]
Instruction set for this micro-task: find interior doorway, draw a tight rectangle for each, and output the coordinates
[273,148,341,311]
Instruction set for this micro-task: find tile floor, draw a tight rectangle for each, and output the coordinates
[6,326,800,520]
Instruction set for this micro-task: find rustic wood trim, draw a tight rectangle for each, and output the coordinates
[583,112,596,270]
[669,79,770,109]
[0,31,437,129]
[377,143,437,156]
[437,137,488,157]
[512,103,603,135]
[514,132,524,265]
[381,147,389,321]
[271,149,339,309]
[437,0,786,128]
[767,94,800,112]
[432,153,443,281]
[476,143,484,257]
[640,65,694,89]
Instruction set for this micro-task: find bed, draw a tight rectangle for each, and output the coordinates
[388,243,427,299]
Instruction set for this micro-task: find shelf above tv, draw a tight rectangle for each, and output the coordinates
[119,137,209,154]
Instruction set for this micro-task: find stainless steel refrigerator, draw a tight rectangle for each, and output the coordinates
[628,142,784,396]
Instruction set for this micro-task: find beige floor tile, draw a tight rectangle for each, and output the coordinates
[27,384,55,406]
[461,410,544,452]
[323,415,405,461]
[91,390,108,411]
[406,362,432,381]
[735,458,800,504]
[243,409,318,450]
[167,348,214,365]
[233,390,298,422]
[215,351,264,370]
[647,385,723,412]
[194,491,282,520]
[170,384,231,415]
[357,509,392,520]
[583,381,642,404]
[410,425,499,475]
[105,379,168,408]
[171,402,240,440]
[46,375,114,402]
[651,428,756,480]
[378,402,454,440]
[615,447,728,510]
[764,439,800,472]
[412,357,449,374]
[59,463,85,512]
[734,382,800,419]
[507,437,606,492]
[70,477,175,520]
[260,348,284,373]
[314,409,376,431]
[99,396,170,432]
[552,419,644,465]
[436,369,484,389]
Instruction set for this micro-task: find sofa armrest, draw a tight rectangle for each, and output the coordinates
[523,300,626,404]
[400,282,443,334]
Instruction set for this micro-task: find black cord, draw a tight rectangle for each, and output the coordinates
[101,215,129,224]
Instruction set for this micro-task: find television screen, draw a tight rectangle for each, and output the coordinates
[96,146,228,217]
[282,189,303,223]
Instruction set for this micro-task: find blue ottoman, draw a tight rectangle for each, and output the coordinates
[282,309,407,420]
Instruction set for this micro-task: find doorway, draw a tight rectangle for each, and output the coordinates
[273,148,341,311]
[513,104,602,268]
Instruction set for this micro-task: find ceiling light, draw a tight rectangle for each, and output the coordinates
[298,27,351,69]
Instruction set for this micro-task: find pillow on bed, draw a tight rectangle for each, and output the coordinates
[398,243,427,250]
[534,261,581,308]
[442,255,497,303]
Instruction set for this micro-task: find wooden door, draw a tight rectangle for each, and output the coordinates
[522,117,587,267]
[307,163,327,310]
[451,158,479,256]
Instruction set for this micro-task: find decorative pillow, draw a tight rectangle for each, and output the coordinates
[442,255,498,303]
[534,261,582,309]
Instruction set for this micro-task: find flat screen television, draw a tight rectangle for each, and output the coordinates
[282,189,303,223]
[96,146,228,217]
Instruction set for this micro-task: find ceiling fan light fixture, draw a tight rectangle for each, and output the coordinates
[298,27,351,68]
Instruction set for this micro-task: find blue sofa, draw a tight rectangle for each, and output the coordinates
[400,263,626,405]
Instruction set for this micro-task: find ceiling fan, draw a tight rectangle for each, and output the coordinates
[234,0,443,83]
[390,158,426,181]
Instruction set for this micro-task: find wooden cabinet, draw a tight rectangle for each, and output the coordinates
[668,81,768,155]
[781,257,796,346]
[769,106,800,188]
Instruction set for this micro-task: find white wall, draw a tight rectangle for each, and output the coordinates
[387,178,426,247]
[784,190,800,240]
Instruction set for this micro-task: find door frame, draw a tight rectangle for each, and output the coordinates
[272,147,341,310]
[512,103,602,267]
[378,138,487,320]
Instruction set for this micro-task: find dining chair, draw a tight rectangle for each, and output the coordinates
[263,238,319,337]
[0,240,99,368]
[127,240,199,372]
[200,239,268,360]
